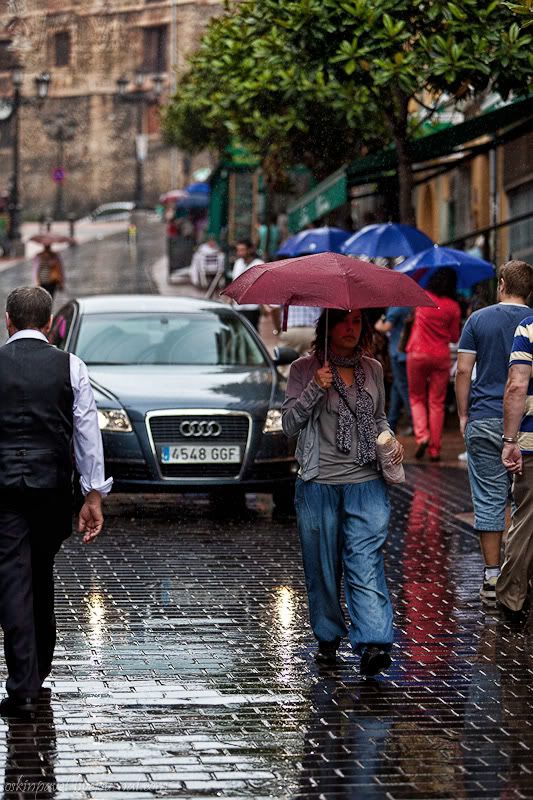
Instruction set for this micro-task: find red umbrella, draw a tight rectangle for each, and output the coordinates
[223,251,436,309]
[29,234,75,246]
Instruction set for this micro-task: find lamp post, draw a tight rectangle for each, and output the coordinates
[43,112,78,220]
[116,70,164,208]
[0,68,51,252]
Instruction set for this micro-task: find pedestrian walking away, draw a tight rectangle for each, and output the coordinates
[282,309,404,677]
[496,312,533,614]
[375,306,413,434]
[231,239,264,330]
[0,287,112,717]
[406,268,461,461]
[455,260,533,606]
[33,244,65,298]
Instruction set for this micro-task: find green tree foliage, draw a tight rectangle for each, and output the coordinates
[163,0,533,222]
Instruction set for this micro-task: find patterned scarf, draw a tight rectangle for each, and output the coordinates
[319,349,377,466]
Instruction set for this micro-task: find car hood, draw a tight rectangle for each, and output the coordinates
[89,364,276,417]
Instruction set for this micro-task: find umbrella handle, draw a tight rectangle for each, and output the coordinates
[324,308,329,365]
[282,304,289,332]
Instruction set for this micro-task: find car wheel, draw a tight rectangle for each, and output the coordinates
[272,484,295,517]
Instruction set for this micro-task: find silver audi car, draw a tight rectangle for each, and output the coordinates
[49,295,297,510]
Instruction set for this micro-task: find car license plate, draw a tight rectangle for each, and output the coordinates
[161,445,241,464]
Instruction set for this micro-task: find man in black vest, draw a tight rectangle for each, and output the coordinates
[0,286,112,716]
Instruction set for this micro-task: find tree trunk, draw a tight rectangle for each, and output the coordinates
[394,133,416,226]
[385,90,416,226]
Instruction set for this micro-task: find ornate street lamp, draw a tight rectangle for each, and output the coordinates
[0,66,51,252]
[116,71,165,208]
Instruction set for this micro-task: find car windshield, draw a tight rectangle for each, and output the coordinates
[75,311,268,367]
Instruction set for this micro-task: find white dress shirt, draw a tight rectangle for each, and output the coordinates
[6,330,113,496]
[231,257,264,310]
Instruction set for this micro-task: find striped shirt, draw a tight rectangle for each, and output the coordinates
[509,315,533,453]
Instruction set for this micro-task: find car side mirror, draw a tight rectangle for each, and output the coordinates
[273,346,299,366]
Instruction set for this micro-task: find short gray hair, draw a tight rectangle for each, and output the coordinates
[6,286,53,331]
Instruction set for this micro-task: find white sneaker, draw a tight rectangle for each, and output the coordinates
[480,575,498,605]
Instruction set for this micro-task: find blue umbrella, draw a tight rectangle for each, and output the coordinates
[175,193,209,210]
[341,223,433,258]
[394,245,495,290]
[186,182,210,195]
[276,227,350,257]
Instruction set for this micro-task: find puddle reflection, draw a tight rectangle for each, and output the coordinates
[2,705,56,799]
[86,590,106,650]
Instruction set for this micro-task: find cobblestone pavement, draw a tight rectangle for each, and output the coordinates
[0,225,531,799]
[0,467,531,799]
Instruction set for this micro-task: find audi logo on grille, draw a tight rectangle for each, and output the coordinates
[179,420,222,437]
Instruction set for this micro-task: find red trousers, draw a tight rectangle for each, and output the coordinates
[407,353,450,458]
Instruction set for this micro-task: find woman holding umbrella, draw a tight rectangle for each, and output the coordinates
[282,308,404,677]
[31,235,70,298]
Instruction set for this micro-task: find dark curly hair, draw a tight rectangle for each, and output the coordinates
[312,308,373,363]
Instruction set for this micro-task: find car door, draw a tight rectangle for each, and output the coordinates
[49,302,76,350]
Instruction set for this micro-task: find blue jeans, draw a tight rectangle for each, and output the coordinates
[464,418,512,531]
[294,478,393,654]
[388,356,412,431]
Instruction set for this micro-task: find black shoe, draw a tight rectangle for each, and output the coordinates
[0,695,37,717]
[360,646,391,677]
[497,599,529,623]
[415,440,429,460]
[315,640,339,666]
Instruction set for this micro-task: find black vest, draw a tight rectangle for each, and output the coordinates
[0,338,74,489]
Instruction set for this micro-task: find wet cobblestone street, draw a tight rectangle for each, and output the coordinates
[1,465,532,799]
[0,226,530,798]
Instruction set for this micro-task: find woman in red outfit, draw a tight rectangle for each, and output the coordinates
[406,268,461,461]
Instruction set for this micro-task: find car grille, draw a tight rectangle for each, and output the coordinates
[107,460,151,481]
[147,413,250,479]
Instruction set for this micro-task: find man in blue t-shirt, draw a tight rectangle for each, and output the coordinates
[455,259,533,605]
[375,306,412,433]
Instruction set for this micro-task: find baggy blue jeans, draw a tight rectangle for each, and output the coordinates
[294,477,393,654]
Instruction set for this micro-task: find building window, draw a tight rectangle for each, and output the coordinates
[508,182,533,262]
[143,26,168,73]
[54,31,70,67]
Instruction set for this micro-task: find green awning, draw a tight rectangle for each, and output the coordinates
[348,94,533,186]
[287,166,347,233]
[286,95,533,232]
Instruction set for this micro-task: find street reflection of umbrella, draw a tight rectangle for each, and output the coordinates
[276,227,350,257]
[394,245,495,290]
[29,234,75,246]
[341,223,433,258]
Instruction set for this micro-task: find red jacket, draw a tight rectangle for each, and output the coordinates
[406,291,461,359]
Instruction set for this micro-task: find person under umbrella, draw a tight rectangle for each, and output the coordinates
[282,308,403,677]
[33,244,65,299]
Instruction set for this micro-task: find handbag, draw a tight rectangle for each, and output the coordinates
[376,431,405,484]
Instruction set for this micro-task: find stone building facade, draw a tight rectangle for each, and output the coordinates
[0,0,223,218]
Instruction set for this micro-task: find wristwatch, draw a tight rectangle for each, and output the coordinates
[502,434,518,444]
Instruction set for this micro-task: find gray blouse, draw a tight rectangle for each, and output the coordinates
[317,378,381,484]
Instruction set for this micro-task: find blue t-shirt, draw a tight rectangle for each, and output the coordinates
[458,303,531,421]
[385,306,411,361]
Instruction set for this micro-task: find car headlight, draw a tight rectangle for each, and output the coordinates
[97,409,132,433]
[263,408,283,434]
